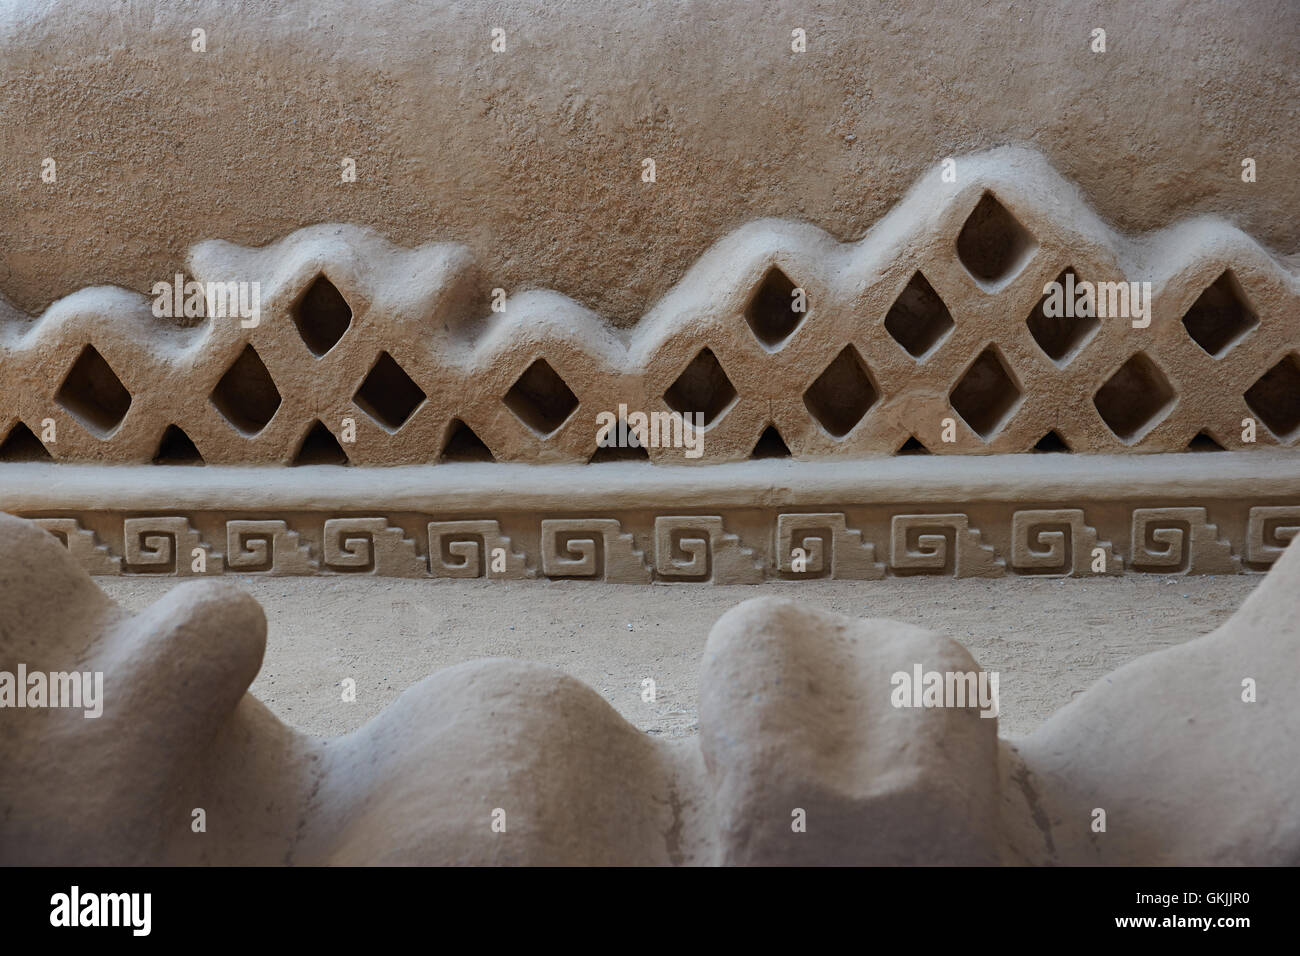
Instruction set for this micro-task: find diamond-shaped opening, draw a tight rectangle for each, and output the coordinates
[590,421,651,463]
[897,435,930,455]
[744,266,805,349]
[503,359,579,437]
[884,272,955,359]
[664,348,737,427]
[353,351,426,432]
[292,420,349,465]
[1026,268,1101,364]
[956,192,1037,286]
[1186,431,1225,452]
[1093,353,1177,442]
[440,419,495,462]
[55,345,132,437]
[293,274,353,356]
[210,345,281,436]
[1182,270,1258,357]
[949,346,1023,440]
[153,425,204,465]
[751,425,791,459]
[1032,430,1070,453]
[1245,353,1300,440]
[803,345,878,438]
[0,422,52,461]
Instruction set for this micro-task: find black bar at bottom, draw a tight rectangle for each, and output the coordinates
[0,865,1283,943]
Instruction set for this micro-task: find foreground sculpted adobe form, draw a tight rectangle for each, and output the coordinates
[1,512,1296,865]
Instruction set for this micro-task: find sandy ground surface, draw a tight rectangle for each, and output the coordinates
[98,574,1261,740]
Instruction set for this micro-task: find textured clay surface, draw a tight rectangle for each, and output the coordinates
[2,148,1297,465]
[5,454,1298,582]
[0,1,1295,323]
[99,570,1259,739]
[2,511,1296,865]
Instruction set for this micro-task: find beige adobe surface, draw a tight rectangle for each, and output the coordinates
[2,512,1294,865]
[4,454,1298,583]
[100,571,1259,740]
[1,0,1295,324]
[3,149,1297,465]
[2,0,1297,870]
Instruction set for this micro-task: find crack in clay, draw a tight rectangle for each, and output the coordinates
[1010,762,1056,858]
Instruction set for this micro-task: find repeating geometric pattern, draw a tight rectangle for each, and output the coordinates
[1,148,1297,465]
[23,503,1296,581]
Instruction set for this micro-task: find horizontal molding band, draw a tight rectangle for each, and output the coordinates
[2,451,1299,512]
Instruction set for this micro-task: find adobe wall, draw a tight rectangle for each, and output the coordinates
[0,2,1296,585]
[1,0,1295,322]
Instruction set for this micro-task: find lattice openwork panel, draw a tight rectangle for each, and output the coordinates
[1,152,1297,465]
